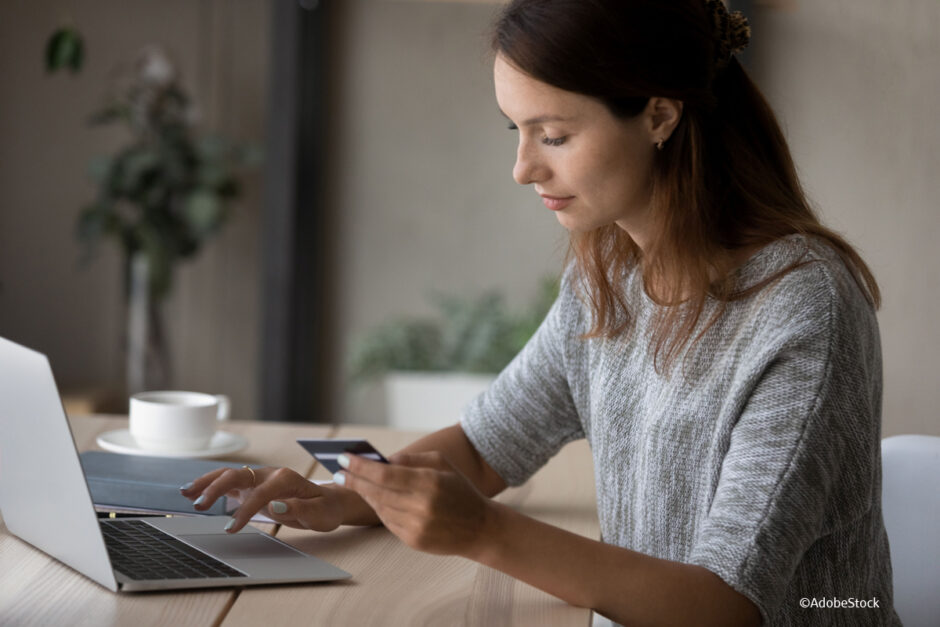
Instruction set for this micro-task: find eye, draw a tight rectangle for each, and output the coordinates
[507,122,518,130]
[541,136,566,147]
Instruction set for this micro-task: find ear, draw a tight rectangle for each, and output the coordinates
[646,97,683,145]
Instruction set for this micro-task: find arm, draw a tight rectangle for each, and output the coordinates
[181,423,505,530]
[482,503,759,627]
[338,451,759,627]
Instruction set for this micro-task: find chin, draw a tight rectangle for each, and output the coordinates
[554,211,605,234]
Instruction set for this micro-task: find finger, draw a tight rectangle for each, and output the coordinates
[226,468,324,533]
[179,467,229,499]
[191,466,265,512]
[263,499,295,525]
[340,454,429,493]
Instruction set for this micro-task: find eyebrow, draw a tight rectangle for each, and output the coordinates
[497,108,572,127]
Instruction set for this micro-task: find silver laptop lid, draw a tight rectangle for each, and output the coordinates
[0,337,118,591]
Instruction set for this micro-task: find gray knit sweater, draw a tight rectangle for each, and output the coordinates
[461,235,899,625]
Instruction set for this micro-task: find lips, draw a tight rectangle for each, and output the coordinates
[539,194,574,211]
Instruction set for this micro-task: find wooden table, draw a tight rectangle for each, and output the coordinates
[0,415,599,626]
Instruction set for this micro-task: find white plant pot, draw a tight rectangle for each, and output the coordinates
[384,371,496,431]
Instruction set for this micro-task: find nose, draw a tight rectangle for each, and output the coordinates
[512,139,548,185]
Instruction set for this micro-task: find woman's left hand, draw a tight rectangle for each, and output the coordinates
[336,451,498,559]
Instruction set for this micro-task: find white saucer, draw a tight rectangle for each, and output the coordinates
[96,429,248,459]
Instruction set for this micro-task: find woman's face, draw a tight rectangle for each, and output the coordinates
[494,55,658,242]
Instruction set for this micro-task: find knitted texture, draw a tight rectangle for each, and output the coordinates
[461,235,899,625]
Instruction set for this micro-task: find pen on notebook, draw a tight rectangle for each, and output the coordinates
[96,511,168,519]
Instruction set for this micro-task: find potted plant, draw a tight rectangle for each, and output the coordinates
[349,278,558,430]
[48,34,260,395]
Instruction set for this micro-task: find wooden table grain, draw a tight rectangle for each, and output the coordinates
[0,417,598,626]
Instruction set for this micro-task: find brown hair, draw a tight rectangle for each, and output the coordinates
[493,0,880,372]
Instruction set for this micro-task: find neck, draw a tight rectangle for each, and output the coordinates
[614,214,652,254]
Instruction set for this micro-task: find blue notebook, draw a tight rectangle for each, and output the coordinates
[79,451,259,516]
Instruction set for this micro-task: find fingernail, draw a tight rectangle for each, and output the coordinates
[224,518,236,532]
[333,471,346,486]
[193,495,206,506]
[179,482,194,491]
[270,501,288,514]
[337,454,350,469]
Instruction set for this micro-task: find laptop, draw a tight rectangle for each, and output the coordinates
[0,336,351,591]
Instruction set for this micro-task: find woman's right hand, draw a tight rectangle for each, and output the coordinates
[180,466,375,534]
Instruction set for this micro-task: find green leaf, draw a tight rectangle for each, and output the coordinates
[116,147,160,195]
[216,179,240,199]
[182,189,223,237]
[196,161,228,188]
[196,135,228,160]
[45,27,84,74]
[237,144,265,167]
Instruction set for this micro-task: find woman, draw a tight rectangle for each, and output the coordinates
[183,1,899,624]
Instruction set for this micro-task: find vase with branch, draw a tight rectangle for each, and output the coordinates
[70,45,260,395]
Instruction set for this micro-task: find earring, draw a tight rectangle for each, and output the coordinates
[656,138,665,151]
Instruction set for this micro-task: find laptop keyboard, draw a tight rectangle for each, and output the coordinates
[101,519,247,581]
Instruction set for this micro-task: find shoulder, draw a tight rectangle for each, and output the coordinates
[725,236,881,388]
[741,235,875,330]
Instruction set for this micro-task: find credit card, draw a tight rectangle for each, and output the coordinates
[297,438,390,474]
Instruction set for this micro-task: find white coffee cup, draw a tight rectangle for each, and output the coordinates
[129,391,231,452]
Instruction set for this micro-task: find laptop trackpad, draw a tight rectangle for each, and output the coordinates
[181,534,308,560]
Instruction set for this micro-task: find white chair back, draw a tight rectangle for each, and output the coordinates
[881,434,940,627]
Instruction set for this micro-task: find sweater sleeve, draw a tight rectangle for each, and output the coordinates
[460,270,584,486]
[687,262,883,621]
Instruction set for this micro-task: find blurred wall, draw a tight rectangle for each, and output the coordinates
[326,0,568,425]
[749,1,940,436]
[0,0,266,419]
